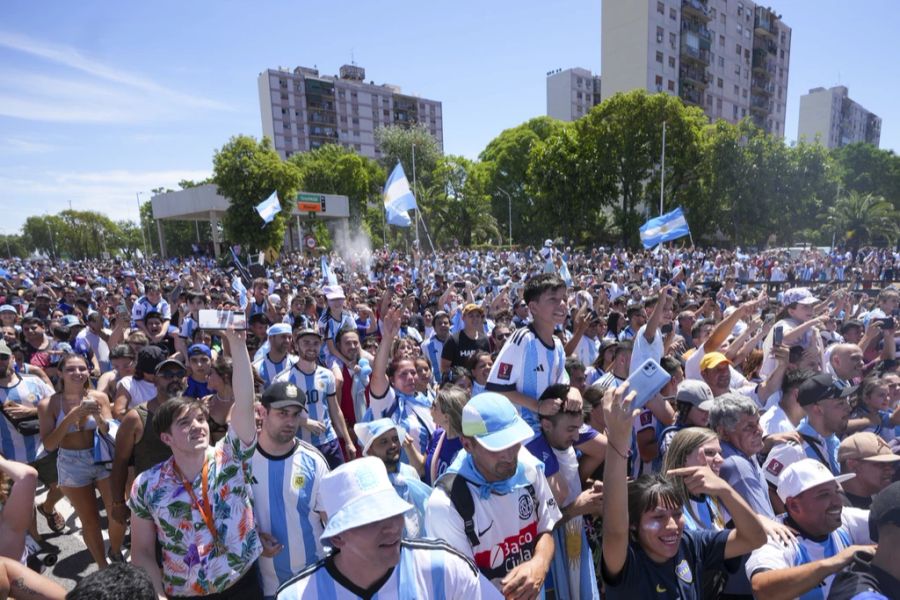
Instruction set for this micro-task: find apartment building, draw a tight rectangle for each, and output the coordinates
[258,64,443,159]
[798,85,881,148]
[600,0,791,137]
[546,67,602,121]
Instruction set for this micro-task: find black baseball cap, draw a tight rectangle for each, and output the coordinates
[261,381,306,409]
[796,372,857,407]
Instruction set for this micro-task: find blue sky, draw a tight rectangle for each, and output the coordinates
[1,0,897,234]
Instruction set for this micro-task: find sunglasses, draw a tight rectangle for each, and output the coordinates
[157,370,186,379]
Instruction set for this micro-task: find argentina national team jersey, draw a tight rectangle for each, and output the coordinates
[254,353,300,388]
[276,540,503,600]
[367,386,434,458]
[250,440,329,597]
[0,376,53,462]
[420,336,445,383]
[275,366,337,447]
[131,296,170,327]
[486,325,568,429]
[745,508,871,600]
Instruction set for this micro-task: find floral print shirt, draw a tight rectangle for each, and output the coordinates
[129,427,261,597]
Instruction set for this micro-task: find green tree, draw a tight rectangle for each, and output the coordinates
[22,215,67,259]
[571,90,708,246]
[375,124,441,189]
[419,157,500,247]
[480,116,566,245]
[832,143,900,210]
[139,200,211,258]
[824,191,898,251]
[0,233,29,259]
[288,144,384,230]
[212,135,301,254]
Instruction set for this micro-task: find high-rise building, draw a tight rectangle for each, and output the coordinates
[258,64,443,159]
[798,86,881,148]
[546,67,602,121]
[600,0,791,137]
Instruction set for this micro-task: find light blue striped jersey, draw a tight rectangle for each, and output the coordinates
[275,366,337,447]
[276,540,502,600]
[574,335,599,370]
[253,353,300,389]
[317,310,356,367]
[250,439,329,597]
[0,375,53,462]
[387,464,432,539]
[367,387,434,457]
[130,296,170,327]
[420,336,446,384]
[485,325,569,429]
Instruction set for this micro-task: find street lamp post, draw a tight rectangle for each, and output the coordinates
[496,187,513,247]
[136,192,150,258]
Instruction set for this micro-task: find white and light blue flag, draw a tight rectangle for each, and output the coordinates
[255,192,280,225]
[383,162,417,227]
[321,255,338,286]
[639,207,691,248]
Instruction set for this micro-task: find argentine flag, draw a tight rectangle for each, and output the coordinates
[255,191,280,225]
[639,207,691,249]
[321,255,338,286]
[383,162,417,227]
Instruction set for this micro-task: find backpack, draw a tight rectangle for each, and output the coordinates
[436,473,536,548]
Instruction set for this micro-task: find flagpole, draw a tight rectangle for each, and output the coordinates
[382,203,387,249]
[659,121,666,216]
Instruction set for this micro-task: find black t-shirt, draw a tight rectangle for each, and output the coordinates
[828,551,899,600]
[441,330,490,369]
[601,528,730,600]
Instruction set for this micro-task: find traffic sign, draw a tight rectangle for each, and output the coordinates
[297,193,326,213]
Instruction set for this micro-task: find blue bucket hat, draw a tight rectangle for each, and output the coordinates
[319,457,412,540]
[461,392,534,451]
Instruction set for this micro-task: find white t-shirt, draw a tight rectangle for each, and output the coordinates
[760,404,795,437]
[745,507,871,599]
[628,324,663,376]
[424,450,562,592]
[118,376,157,410]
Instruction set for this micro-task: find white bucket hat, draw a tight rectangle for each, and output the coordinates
[319,457,412,540]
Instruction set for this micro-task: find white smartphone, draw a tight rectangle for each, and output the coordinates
[198,309,247,330]
[625,358,672,410]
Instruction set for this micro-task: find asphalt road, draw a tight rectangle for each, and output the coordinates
[32,484,126,592]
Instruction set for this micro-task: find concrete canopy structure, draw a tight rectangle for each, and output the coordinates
[150,184,351,258]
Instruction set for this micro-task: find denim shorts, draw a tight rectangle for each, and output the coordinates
[57,447,110,488]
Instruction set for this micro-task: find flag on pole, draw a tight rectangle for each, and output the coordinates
[231,275,248,310]
[229,246,252,286]
[383,162,417,227]
[321,255,338,286]
[558,255,573,287]
[255,192,281,225]
[639,207,691,249]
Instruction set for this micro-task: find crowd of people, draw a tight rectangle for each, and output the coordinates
[0,240,898,600]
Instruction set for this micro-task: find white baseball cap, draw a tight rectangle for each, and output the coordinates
[319,457,412,540]
[776,458,855,503]
[353,418,406,457]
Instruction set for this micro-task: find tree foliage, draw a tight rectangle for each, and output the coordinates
[212,135,301,253]
[825,191,898,251]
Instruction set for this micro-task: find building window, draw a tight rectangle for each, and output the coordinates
[720,13,726,25]
[656,51,664,63]
[668,80,675,91]
[741,108,747,117]
[736,43,741,55]
[733,105,739,119]
[718,55,725,67]
[717,77,723,88]
[338,90,345,98]
[668,56,676,68]
[735,64,741,75]
[737,2,743,16]
[657,1,664,14]
[744,48,750,62]
[709,7,716,19]
[669,32,676,47]
[655,75,664,89]
[577,91,583,100]
[719,34,725,46]
[669,7,676,20]
[351,117,359,125]
[733,84,739,96]
[657,26,664,43]
[742,88,748,98]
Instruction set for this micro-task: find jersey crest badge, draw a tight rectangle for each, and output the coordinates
[497,363,513,380]
[675,559,693,583]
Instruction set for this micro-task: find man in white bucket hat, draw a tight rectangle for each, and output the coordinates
[354,418,431,537]
[276,457,501,599]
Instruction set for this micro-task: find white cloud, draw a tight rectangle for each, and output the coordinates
[0,168,213,231]
[0,135,58,154]
[0,31,232,124]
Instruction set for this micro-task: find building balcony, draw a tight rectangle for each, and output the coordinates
[680,41,710,66]
[679,82,704,106]
[749,95,770,113]
[681,0,711,22]
[681,19,712,43]
[680,65,709,87]
[750,77,774,95]
[754,6,778,39]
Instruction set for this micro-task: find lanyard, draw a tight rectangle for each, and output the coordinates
[172,457,222,553]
